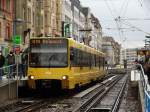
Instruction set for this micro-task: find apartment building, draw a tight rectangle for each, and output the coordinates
[120,48,138,66]
[102,36,121,66]
[15,0,36,48]
[89,14,103,50]
[44,0,62,37]
[0,0,14,54]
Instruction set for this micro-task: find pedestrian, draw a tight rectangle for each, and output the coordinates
[22,52,28,77]
[143,57,150,84]
[0,51,5,80]
[6,51,15,78]
[17,51,24,79]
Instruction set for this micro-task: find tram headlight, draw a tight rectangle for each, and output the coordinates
[62,75,68,80]
[29,75,35,80]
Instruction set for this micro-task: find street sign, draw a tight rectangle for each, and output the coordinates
[13,35,22,45]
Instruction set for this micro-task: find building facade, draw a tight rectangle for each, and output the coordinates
[62,0,87,42]
[102,36,121,66]
[62,0,73,37]
[15,0,37,49]
[89,14,102,50]
[15,0,62,48]
[0,0,103,54]
[0,0,14,55]
[62,0,103,51]
[82,7,91,45]
[120,48,138,66]
[44,0,62,37]
[35,0,45,37]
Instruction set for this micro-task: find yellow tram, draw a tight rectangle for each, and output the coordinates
[27,37,106,89]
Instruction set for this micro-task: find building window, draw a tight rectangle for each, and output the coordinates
[6,0,10,12]
[23,7,26,20]
[0,22,1,37]
[5,24,11,40]
[65,1,71,11]
[32,12,35,27]
[0,0,2,15]
[28,8,31,23]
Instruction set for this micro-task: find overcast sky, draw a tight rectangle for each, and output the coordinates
[81,0,150,48]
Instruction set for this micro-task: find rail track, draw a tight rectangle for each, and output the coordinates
[0,74,127,112]
[0,97,64,112]
[72,75,127,112]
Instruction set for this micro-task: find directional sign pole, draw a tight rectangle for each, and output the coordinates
[13,35,22,99]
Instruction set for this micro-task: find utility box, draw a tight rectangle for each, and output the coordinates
[131,70,141,81]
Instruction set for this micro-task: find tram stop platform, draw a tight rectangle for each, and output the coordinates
[0,76,27,103]
[131,64,150,112]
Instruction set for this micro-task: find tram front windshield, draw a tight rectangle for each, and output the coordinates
[29,39,68,67]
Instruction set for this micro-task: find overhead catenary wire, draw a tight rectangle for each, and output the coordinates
[119,0,126,16]
[136,0,150,17]
[120,0,130,17]
[121,20,150,35]
[104,0,123,41]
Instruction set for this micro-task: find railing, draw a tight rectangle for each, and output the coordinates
[134,64,150,112]
[0,64,16,79]
[0,64,27,99]
[0,64,27,80]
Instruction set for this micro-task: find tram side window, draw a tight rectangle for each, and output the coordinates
[94,54,96,67]
[96,55,99,67]
[79,50,83,67]
[70,48,83,67]
[86,52,89,66]
[91,54,95,67]
[84,52,89,67]
[70,47,74,61]
[82,51,87,66]
[88,53,91,67]
[70,48,77,66]
[82,51,85,66]
[99,56,101,69]
[89,53,91,68]
[103,57,105,69]
[99,56,102,68]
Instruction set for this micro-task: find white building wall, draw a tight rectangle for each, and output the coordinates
[120,48,138,66]
[73,6,80,41]
[62,0,73,37]
[79,13,86,42]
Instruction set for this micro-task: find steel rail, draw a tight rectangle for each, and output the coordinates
[14,100,46,112]
[73,75,122,112]
[111,76,127,112]
[76,75,117,100]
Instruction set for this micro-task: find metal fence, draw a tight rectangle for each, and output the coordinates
[135,64,150,112]
[0,64,27,100]
[0,64,27,80]
[0,64,16,79]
